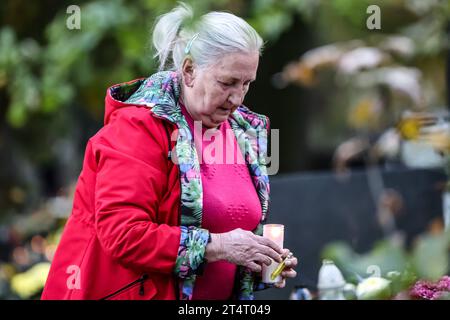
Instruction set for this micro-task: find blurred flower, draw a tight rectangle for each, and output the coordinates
[397,111,449,168]
[276,42,360,88]
[332,137,369,175]
[10,262,50,299]
[382,67,423,106]
[356,67,423,106]
[410,275,450,300]
[380,35,415,59]
[337,47,389,75]
[397,111,440,139]
[437,275,450,291]
[277,61,317,88]
[374,129,401,159]
[418,125,450,154]
[348,98,382,130]
[397,117,422,140]
[299,43,346,70]
[356,276,391,300]
[401,140,446,168]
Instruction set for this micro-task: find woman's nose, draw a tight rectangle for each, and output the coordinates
[228,92,243,107]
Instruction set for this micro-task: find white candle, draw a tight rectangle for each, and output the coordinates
[262,224,284,284]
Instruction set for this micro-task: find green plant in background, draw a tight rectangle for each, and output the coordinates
[321,229,450,299]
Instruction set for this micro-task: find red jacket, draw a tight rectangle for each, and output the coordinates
[41,81,182,300]
[42,71,271,300]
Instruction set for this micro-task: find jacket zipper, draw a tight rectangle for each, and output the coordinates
[100,274,148,300]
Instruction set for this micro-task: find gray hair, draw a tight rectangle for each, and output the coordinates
[152,2,264,71]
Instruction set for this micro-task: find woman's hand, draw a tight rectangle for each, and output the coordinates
[274,249,298,288]
[205,228,284,273]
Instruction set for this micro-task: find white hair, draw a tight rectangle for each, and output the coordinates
[152,2,264,71]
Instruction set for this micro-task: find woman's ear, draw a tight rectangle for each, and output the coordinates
[181,58,195,87]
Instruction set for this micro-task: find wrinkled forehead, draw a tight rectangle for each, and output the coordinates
[206,52,259,80]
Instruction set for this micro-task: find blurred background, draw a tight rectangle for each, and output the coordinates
[0,0,449,299]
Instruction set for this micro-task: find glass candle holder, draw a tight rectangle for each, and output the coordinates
[262,224,284,284]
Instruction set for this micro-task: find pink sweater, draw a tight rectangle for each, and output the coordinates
[180,103,262,300]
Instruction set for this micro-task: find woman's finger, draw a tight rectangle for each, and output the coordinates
[246,261,262,273]
[281,269,297,278]
[258,245,282,263]
[274,279,286,289]
[254,253,272,266]
[284,256,298,268]
[257,236,284,255]
[281,249,290,259]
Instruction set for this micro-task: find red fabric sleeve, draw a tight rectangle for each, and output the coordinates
[92,107,181,274]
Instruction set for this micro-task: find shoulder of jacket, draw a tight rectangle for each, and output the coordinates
[92,106,168,147]
[109,106,172,133]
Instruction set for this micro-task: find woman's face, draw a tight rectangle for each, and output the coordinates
[181,51,259,128]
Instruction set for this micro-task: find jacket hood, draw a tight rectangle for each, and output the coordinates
[104,71,181,125]
[104,78,145,125]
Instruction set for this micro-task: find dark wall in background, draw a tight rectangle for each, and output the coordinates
[255,168,447,300]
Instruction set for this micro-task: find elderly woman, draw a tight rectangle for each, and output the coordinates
[42,3,297,300]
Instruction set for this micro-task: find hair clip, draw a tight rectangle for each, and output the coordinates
[184,33,199,55]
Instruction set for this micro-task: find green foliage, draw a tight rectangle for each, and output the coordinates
[331,0,374,28]
[0,27,41,127]
[322,239,409,284]
[412,232,450,281]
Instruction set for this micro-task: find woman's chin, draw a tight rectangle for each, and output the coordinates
[203,115,228,128]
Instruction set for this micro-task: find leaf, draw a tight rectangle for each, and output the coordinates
[412,233,449,281]
[6,101,27,128]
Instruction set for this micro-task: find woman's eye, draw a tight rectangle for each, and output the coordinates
[219,81,233,86]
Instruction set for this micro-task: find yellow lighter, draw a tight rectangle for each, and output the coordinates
[270,252,293,281]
